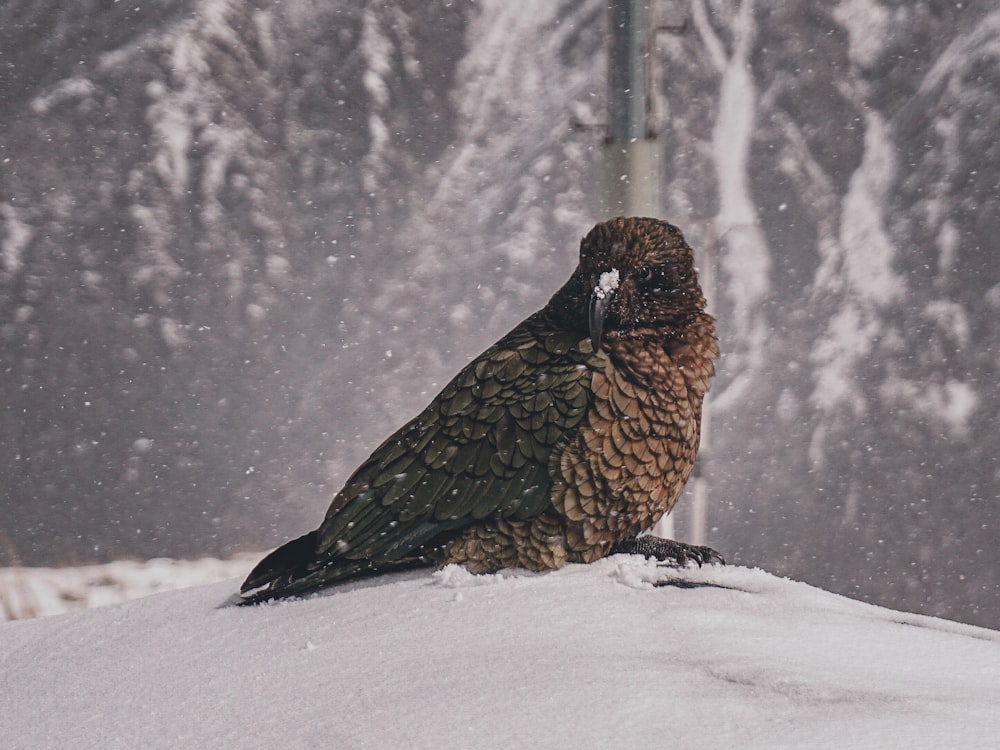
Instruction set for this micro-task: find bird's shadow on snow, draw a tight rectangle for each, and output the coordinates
[652,577,746,591]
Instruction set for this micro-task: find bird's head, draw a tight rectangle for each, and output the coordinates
[548,217,708,350]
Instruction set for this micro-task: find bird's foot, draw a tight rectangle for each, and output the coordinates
[611,536,725,567]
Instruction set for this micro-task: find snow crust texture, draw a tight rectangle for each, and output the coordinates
[2,559,998,749]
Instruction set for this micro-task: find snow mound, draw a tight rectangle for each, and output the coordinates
[0,555,257,621]
[2,557,998,749]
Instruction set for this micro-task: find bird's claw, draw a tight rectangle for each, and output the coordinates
[611,536,726,567]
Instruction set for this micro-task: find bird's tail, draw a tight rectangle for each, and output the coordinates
[237,530,429,605]
[239,531,364,604]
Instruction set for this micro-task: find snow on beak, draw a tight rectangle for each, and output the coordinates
[589,268,619,351]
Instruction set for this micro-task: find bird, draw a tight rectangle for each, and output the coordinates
[239,216,722,604]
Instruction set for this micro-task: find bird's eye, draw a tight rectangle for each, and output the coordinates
[636,266,654,282]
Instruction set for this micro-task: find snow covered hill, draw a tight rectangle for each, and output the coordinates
[2,557,998,749]
[0,555,257,621]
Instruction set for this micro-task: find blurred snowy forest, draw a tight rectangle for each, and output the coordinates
[1,0,997,628]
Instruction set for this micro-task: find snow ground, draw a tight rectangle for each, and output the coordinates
[2,557,998,749]
[0,556,256,621]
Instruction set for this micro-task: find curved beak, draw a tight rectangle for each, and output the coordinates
[589,288,613,352]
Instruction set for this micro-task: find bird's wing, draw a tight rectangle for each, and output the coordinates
[313,320,594,564]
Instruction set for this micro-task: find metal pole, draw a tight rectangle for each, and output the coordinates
[603,0,661,219]
[689,230,715,546]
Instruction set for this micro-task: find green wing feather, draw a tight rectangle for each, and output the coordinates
[323,318,592,547]
[240,316,596,602]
